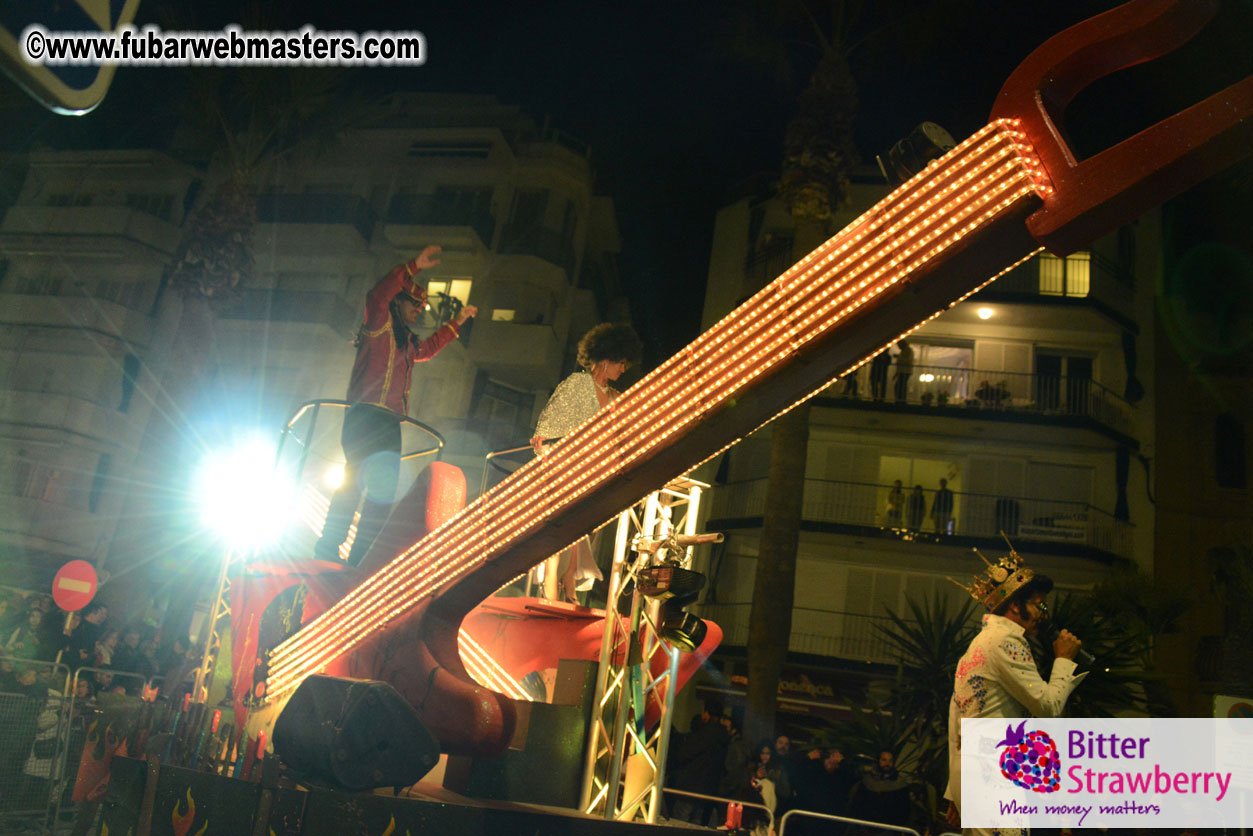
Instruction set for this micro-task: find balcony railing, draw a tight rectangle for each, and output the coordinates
[833,362,1134,436]
[979,251,1135,322]
[696,603,909,665]
[709,477,1132,559]
[386,194,495,247]
[255,193,377,241]
[744,240,794,289]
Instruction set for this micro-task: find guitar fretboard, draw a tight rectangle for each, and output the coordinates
[266,119,1049,696]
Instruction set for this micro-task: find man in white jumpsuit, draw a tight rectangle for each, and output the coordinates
[945,551,1086,835]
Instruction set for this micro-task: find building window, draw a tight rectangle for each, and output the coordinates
[407,141,494,159]
[47,192,92,207]
[878,455,962,532]
[911,341,973,401]
[14,275,63,296]
[120,354,140,412]
[88,454,112,513]
[422,278,472,331]
[1034,352,1093,414]
[1216,414,1247,489]
[505,189,547,235]
[426,278,472,306]
[470,377,535,451]
[1038,251,1090,297]
[125,193,175,220]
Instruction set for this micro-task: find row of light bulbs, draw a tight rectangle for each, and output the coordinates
[265,119,1050,696]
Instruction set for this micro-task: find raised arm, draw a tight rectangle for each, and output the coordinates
[363,245,443,328]
[411,304,477,362]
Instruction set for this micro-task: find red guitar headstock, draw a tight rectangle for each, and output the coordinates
[991,0,1253,255]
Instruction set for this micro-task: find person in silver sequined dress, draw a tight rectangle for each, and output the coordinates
[530,323,642,601]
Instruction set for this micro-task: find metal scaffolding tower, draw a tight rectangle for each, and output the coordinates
[578,476,715,822]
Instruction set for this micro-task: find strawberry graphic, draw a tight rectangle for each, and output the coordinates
[996,721,1061,793]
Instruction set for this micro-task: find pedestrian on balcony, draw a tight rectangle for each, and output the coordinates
[530,322,642,602]
[315,245,478,566]
[931,478,955,534]
[885,480,904,527]
[893,340,914,402]
[869,348,892,401]
[906,484,926,531]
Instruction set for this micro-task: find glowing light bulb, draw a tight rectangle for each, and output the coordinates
[324,465,345,490]
[977,307,995,320]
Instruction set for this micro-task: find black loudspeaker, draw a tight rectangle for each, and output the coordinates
[272,675,440,792]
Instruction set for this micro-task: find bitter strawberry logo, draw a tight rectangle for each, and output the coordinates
[996,720,1061,793]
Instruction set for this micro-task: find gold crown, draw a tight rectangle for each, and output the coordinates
[948,536,1034,611]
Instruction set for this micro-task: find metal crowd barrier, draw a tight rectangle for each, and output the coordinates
[662,787,774,832]
[778,808,923,836]
[0,654,71,833]
[51,666,158,833]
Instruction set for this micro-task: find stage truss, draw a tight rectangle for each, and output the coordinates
[579,476,709,822]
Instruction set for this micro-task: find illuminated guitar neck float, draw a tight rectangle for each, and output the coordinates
[264,0,1253,758]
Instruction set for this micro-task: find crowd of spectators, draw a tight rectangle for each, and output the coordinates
[0,593,199,702]
[666,700,913,834]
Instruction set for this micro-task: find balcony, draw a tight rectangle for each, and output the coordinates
[0,205,181,255]
[219,289,355,331]
[385,194,495,248]
[255,193,376,242]
[744,239,794,289]
[498,225,576,277]
[977,251,1136,328]
[830,362,1135,439]
[696,603,908,665]
[466,319,563,390]
[708,477,1132,561]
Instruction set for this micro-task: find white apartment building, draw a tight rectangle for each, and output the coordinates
[0,94,626,593]
[692,171,1158,671]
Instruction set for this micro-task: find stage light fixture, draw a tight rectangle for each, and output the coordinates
[876,122,957,187]
[196,437,296,548]
[324,465,345,489]
[637,563,707,652]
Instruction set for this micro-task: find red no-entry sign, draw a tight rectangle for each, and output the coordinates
[52,560,98,611]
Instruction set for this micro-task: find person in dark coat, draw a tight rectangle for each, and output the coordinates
[851,750,911,830]
[906,485,926,531]
[65,603,108,667]
[793,746,858,835]
[869,350,892,401]
[668,699,728,825]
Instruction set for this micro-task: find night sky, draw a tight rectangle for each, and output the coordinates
[3,0,1250,362]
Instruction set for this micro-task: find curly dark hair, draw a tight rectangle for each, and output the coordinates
[576,323,642,370]
[993,573,1054,617]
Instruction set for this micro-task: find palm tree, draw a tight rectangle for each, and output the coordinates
[1089,570,1192,715]
[743,0,859,747]
[106,53,363,641]
[869,593,979,829]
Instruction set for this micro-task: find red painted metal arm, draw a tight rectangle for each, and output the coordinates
[992,0,1253,254]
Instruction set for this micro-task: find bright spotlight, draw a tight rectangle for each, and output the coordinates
[977,306,995,320]
[196,438,296,548]
[324,465,345,490]
[919,373,935,383]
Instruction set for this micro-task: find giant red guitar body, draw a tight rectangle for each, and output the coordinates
[260,0,1253,757]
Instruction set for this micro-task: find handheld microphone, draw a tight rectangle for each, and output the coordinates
[1041,621,1095,668]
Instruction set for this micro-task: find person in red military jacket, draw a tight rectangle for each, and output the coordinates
[315,245,477,565]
